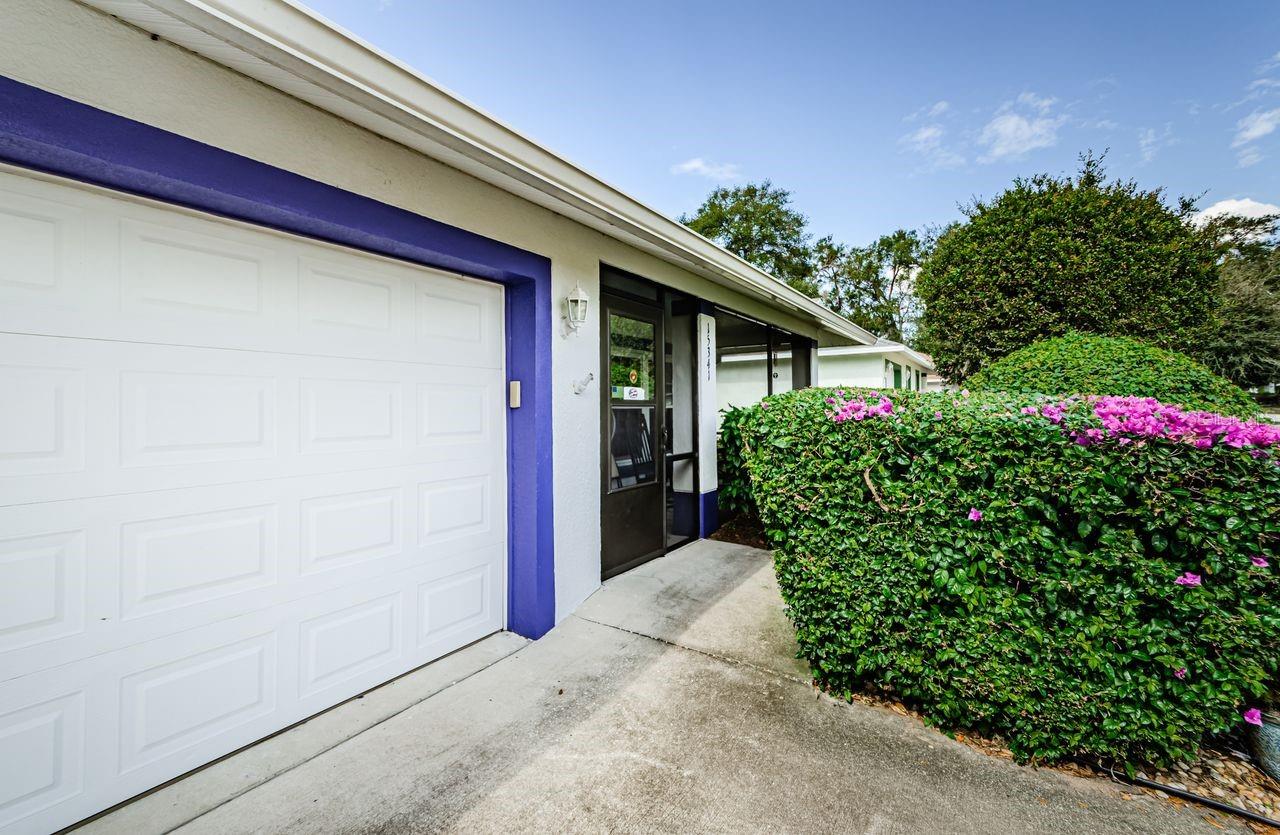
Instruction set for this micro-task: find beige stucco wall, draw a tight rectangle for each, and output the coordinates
[0,0,838,619]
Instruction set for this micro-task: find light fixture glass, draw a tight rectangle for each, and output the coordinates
[565,283,590,331]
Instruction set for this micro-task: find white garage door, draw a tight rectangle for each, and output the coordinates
[0,168,508,834]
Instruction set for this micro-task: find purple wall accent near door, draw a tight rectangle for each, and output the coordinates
[0,74,557,638]
[699,490,720,538]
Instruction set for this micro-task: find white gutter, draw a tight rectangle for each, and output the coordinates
[84,0,876,346]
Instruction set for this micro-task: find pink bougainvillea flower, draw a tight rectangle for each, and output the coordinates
[1018,394,1280,452]
[967,508,983,522]
[826,392,895,425]
[1252,556,1270,568]
[1173,572,1201,587]
[760,402,770,410]
[1244,708,1264,726]
[1173,667,1187,680]
[934,411,943,420]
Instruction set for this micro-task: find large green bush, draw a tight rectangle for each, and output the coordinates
[969,333,1258,419]
[740,387,1280,766]
[916,156,1219,382]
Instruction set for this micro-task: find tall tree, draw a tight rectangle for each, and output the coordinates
[815,230,929,342]
[917,154,1220,382]
[1198,238,1280,390]
[680,181,816,295]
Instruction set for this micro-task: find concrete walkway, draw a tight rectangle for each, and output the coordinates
[84,540,1244,834]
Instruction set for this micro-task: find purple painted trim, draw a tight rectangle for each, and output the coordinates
[699,490,720,538]
[0,75,557,638]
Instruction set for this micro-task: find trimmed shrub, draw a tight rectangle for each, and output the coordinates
[717,406,756,519]
[969,333,1257,419]
[740,386,1280,766]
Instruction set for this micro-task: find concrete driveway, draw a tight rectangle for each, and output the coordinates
[83,540,1244,834]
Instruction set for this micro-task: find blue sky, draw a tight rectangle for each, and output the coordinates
[305,0,1280,245]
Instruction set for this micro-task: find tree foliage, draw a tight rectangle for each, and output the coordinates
[680,181,927,341]
[1197,237,1280,390]
[681,181,817,296]
[815,229,930,342]
[917,155,1220,382]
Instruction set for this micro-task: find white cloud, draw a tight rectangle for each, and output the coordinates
[1137,124,1176,164]
[978,114,1060,160]
[1015,92,1056,113]
[1194,197,1280,224]
[1232,107,1280,166]
[898,123,964,170]
[1262,51,1280,73]
[1239,146,1264,168]
[904,124,944,147]
[977,93,1066,162]
[1138,128,1157,163]
[905,100,951,121]
[669,157,742,181]
[1233,107,1280,146]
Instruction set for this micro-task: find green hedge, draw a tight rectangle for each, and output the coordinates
[969,333,1257,418]
[740,387,1280,766]
[717,406,757,519]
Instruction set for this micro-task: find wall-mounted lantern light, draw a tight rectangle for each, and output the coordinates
[564,282,590,332]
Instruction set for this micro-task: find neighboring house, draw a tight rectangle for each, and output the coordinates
[818,339,936,392]
[718,338,935,414]
[0,2,875,831]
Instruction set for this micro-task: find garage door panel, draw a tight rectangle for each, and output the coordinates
[0,363,87,478]
[118,216,285,323]
[0,335,505,508]
[0,690,86,832]
[0,549,502,832]
[121,370,279,468]
[298,253,409,347]
[0,529,87,654]
[0,183,87,297]
[413,278,504,369]
[0,171,503,371]
[119,503,281,622]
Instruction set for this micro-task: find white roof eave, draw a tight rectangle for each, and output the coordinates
[83,0,875,346]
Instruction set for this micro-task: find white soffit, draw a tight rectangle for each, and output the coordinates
[80,0,875,345]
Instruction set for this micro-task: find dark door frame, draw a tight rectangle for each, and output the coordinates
[598,269,704,578]
[600,291,667,578]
